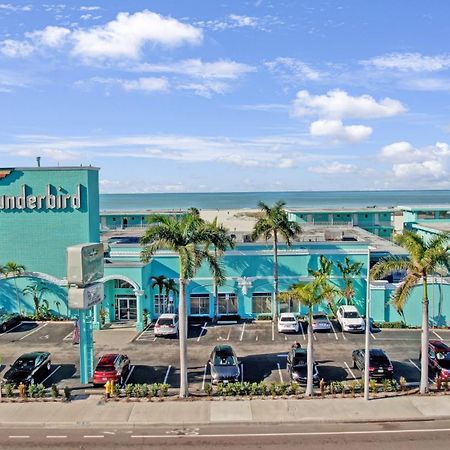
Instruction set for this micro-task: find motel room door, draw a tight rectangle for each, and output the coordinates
[115,295,137,321]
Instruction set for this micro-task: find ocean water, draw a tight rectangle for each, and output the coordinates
[100,190,450,211]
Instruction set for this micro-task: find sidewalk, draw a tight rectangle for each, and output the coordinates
[0,395,450,427]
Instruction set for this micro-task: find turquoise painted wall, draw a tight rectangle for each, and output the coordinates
[0,167,100,279]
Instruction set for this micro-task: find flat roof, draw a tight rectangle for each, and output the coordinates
[287,207,396,213]
[2,166,100,171]
[412,222,450,233]
[399,205,450,212]
[101,209,186,215]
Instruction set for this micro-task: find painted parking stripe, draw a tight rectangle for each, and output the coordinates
[19,322,47,340]
[432,329,443,340]
[370,331,376,340]
[240,363,244,384]
[41,365,61,385]
[9,436,30,439]
[409,359,434,383]
[277,362,284,382]
[197,322,208,342]
[0,322,23,335]
[239,322,246,341]
[327,318,339,341]
[84,435,104,438]
[124,365,135,385]
[202,363,208,390]
[46,436,67,439]
[271,321,275,341]
[226,328,231,341]
[344,361,357,380]
[63,331,73,341]
[163,365,172,384]
[298,322,306,341]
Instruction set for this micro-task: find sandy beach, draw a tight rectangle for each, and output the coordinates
[199,209,260,233]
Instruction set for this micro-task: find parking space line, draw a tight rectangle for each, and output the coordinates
[84,435,104,439]
[240,363,244,383]
[432,329,443,340]
[344,361,357,380]
[18,322,47,340]
[42,365,61,385]
[239,322,246,341]
[312,330,317,341]
[202,363,208,390]
[255,335,258,341]
[226,328,231,341]
[46,436,67,439]
[299,322,306,341]
[9,436,30,439]
[63,331,73,341]
[197,322,208,342]
[163,365,172,384]
[272,321,275,341]
[285,335,287,341]
[341,330,347,340]
[370,331,376,340]
[124,365,135,385]
[326,318,339,340]
[408,359,434,383]
[0,322,23,335]
[277,362,284,382]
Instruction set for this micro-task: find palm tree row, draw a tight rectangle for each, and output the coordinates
[0,262,26,313]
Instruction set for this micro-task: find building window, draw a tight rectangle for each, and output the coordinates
[252,293,272,314]
[154,294,168,315]
[190,294,210,315]
[113,217,116,221]
[218,293,238,315]
[114,279,134,289]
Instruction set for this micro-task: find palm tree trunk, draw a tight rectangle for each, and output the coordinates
[420,274,429,394]
[306,307,314,396]
[273,232,279,321]
[213,248,218,320]
[178,276,189,398]
[14,278,21,314]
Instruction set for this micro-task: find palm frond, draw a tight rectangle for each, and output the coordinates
[370,257,410,281]
[390,273,420,311]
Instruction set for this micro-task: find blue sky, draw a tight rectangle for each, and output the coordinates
[1,1,450,193]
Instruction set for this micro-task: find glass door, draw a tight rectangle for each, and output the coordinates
[218,293,238,315]
[115,296,137,320]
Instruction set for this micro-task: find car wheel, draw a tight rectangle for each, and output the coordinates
[353,359,357,369]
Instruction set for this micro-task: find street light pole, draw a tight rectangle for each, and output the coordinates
[364,246,371,401]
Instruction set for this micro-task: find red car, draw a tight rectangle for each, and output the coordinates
[428,340,450,380]
[93,353,131,386]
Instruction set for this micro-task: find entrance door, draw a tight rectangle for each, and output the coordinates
[115,296,137,320]
[218,293,238,315]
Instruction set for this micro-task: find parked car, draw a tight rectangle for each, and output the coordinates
[3,351,51,386]
[277,312,300,333]
[352,348,393,379]
[311,312,331,332]
[336,305,365,332]
[286,346,319,385]
[155,313,179,337]
[427,340,450,380]
[209,344,240,384]
[0,311,21,333]
[93,353,130,386]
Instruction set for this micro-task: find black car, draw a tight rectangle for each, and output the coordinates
[3,352,52,386]
[209,345,240,384]
[352,348,393,379]
[286,347,319,385]
[0,311,21,333]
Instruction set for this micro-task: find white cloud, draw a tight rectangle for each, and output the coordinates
[79,76,169,93]
[380,141,450,162]
[402,78,450,91]
[71,10,202,60]
[228,14,259,27]
[135,59,255,80]
[293,89,406,120]
[309,161,357,174]
[195,14,281,32]
[392,160,446,180]
[265,57,323,82]
[0,3,32,12]
[15,147,80,161]
[80,6,100,11]
[363,52,450,72]
[27,26,70,48]
[0,39,33,57]
[309,119,372,143]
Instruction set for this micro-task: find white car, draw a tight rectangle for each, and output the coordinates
[277,313,300,333]
[336,305,365,332]
[154,313,179,337]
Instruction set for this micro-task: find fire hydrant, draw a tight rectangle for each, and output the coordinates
[18,382,26,399]
[105,380,112,399]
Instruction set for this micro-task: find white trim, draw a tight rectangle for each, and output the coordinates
[98,274,140,290]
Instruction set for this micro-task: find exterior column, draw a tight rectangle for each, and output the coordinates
[134,289,145,332]
[92,303,101,330]
[79,309,94,385]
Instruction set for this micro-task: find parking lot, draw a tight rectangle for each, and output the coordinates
[1,319,450,392]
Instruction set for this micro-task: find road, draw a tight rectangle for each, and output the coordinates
[1,420,450,449]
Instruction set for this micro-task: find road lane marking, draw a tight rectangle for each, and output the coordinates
[277,362,284,382]
[84,435,104,438]
[42,365,61,385]
[197,322,208,342]
[19,322,47,340]
[163,365,172,384]
[9,436,30,439]
[239,322,246,341]
[202,363,208,390]
[327,318,339,340]
[124,365,135,385]
[344,361,357,380]
[0,323,23,335]
[46,436,67,439]
[432,329,443,340]
[299,322,306,341]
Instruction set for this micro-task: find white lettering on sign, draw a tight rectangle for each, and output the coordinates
[0,184,82,210]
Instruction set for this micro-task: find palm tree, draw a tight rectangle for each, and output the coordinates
[140,212,223,398]
[164,278,179,313]
[151,275,168,314]
[308,255,337,314]
[280,278,337,396]
[22,281,49,319]
[337,256,363,305]
[252,201,302,321]
[370,230,450,394]
[203,217,235,319]
[2,262,26,314]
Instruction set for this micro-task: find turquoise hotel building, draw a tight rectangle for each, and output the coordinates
[1,166,449,331]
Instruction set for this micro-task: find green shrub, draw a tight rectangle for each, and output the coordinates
[4,383,14,398]
[381,379,398,392]
[204,383,213,396]
[159,383,169,397]
[216,383,225,396]
[289,382,299,395]
[369,379,377,393]
[27,384,38,398]
[151,383,159,397]
[63,386,71,401]
[125,384,134,398]
[140,383,149,398]
[36,383,46,398]
[330,381,344,394]
[113,382,121,397]
[376,321,408,329]
[133,384,143,398]
[51,384,60,398]
[256,314,273,321]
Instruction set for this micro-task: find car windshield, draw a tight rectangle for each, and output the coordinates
[214,351,236,366]
[313,314,327,320]
[14,358,35,368]
[158,318,173,326]
[280,317,296,322]
[344,311,360,318]
[96,365,115,372]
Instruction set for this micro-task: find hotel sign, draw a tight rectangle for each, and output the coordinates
[67,243,104,286]
[68,283,104,310]
[0,184,81,210]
